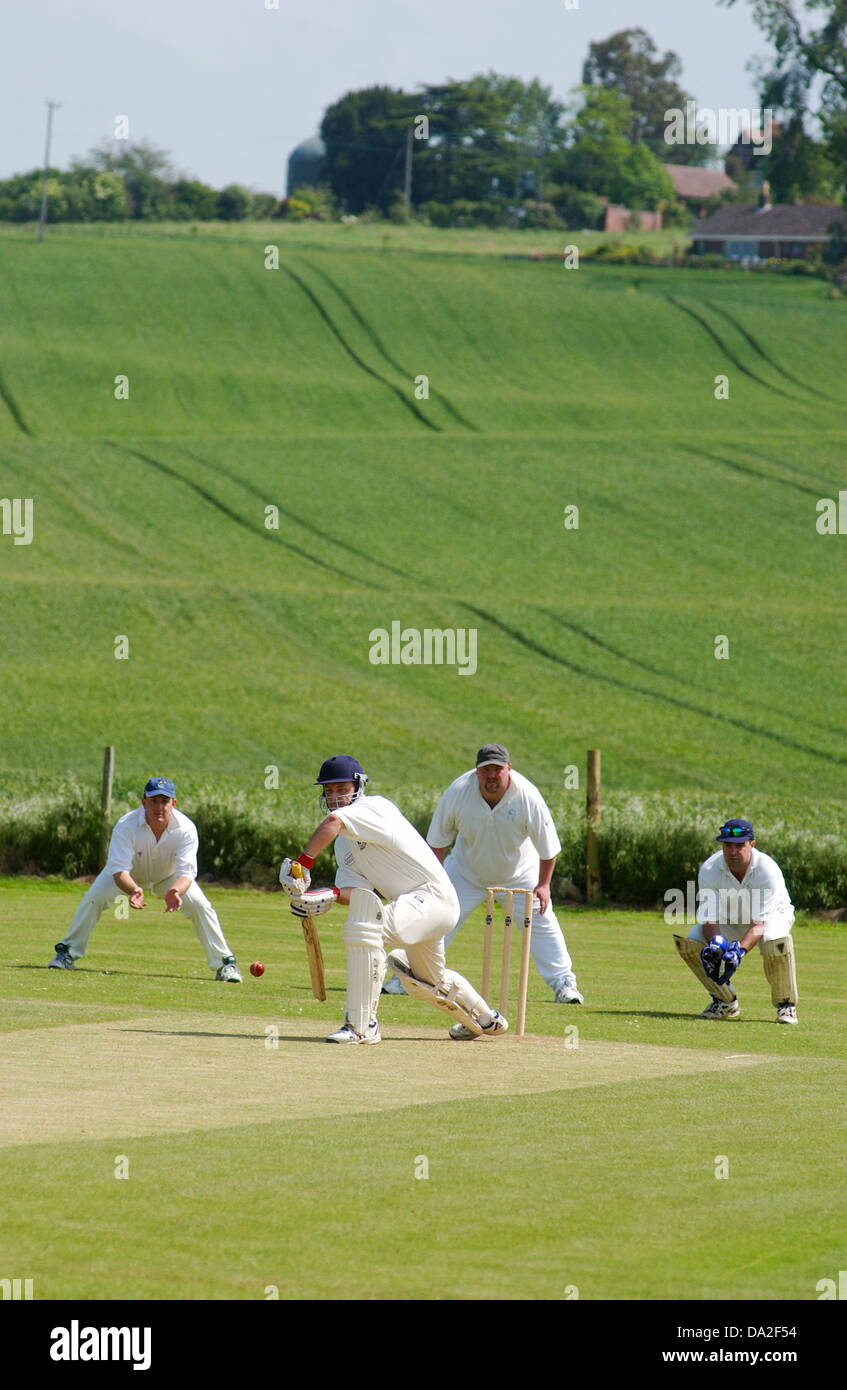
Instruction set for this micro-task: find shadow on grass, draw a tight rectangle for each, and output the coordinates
[120,1027,445,1044]
[590,1007,779,1027]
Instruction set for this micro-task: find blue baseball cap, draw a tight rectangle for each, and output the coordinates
[144,777,176,799]
[716,818,754,843]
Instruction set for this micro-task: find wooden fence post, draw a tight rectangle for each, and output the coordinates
[586,749,601,902]
[100,746,114,867]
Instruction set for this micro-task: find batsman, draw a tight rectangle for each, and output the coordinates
[279,755,508,1044]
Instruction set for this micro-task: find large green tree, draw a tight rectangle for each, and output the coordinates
[320,86,418,214]
[582,27,714,164]
[557,86,676,208]
[84,139,174,218]
[722,1,847,194]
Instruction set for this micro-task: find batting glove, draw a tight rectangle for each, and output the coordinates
[700,935,727,982]
[290,888,339,918]
[279,855,313,895]
[718,941,746,985]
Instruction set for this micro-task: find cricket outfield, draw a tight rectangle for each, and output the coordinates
[1,881,844,1302]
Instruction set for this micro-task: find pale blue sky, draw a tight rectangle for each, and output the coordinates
[1,0,768,192]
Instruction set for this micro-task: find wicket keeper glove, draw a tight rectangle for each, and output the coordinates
[718,941,746,985]
[279,855,313,894]
[701,935,727,982]
[290,888,338,917]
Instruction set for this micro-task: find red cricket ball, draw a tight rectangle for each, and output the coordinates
[250,961,265,977]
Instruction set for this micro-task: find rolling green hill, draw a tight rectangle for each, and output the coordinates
[1,228,846,803]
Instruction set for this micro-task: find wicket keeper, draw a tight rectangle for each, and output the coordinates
[675,817,798,1024]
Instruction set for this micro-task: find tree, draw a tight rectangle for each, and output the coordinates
[583,27,715,164]
[82,139,174,218]
[320,86,418,214]
[559,87,675,208]
[765,113,842,200]
[218,184,251,220]
[169,178,218,220]
[722,1,847,190]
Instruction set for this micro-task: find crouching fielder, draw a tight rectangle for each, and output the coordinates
[279,755,508,1044]
[674,817,798,1025]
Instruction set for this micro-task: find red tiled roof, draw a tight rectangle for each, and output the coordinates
[665,165,736,199]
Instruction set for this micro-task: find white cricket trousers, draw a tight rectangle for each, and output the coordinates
[444,862,575,993]
[381,880,460,987]
[60,870,235,970]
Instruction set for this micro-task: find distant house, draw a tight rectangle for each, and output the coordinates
[664,164,736,212]
[603,204,663,233]
[724,127,781,184]
[692,200,847,260]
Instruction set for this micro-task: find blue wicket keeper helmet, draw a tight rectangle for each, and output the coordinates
[315,755,368,804]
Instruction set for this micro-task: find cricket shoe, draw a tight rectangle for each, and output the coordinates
[326,1015,381,1044]
[776,1002,798,1025]
[700,997,740,1020]
[216,958,242,983]
[554,974,584,1004]
[449,1010,509,1041]
[48,944,74,970]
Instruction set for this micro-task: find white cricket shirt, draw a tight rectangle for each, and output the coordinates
[427,769,561,887]
[696,847,794,930]
[105,806,199,887]
[332,795,454,901]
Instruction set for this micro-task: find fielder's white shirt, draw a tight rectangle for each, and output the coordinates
[427,769,561,887]
[105,807,199,887]
[697,847,794,930]
[333,795,454,902]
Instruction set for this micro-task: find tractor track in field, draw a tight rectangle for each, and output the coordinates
[683,444,826,499]
[0,368,32,436]
[538,608,847,743]
[663,295,809,404]
[459,600,847,767]
[704,301,842,406]
[104,443,387,590]
[172,444,416,586]
[279,263,441,432]
[297,259,480,433]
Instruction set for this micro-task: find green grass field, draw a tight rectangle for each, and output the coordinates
[1,222,844,1311]
[1,225,846,802]
[1,881,843,1301]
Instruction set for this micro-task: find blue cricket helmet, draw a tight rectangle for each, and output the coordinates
[314,755,368,801]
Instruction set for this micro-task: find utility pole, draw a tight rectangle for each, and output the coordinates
[38,100,61,242]
[403,122,413,217]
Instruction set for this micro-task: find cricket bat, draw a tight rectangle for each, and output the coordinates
[291,862,327,1001]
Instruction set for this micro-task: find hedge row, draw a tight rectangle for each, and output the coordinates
[1,782,846,911]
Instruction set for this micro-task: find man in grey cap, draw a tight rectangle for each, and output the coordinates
[47,777,242,981]
[416,744,583,1032]
[674,817,798,1024]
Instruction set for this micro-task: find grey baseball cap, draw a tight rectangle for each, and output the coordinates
[476,744,510,767]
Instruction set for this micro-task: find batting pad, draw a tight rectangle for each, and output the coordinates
[761,936,798,1006]
[344,890,385,1036]
[387,951,488,1035]
[674,935,737,1004]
